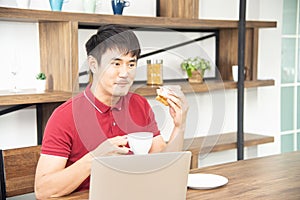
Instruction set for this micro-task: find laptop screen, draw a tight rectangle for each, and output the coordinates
[90,151,191,200]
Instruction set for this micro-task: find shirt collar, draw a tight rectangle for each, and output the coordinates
[84,85,123,113]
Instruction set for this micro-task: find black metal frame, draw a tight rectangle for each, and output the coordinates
[0,150,6,200]
[0,104,33,116]
[237,0,246,160]
[156,0,160,17]
[36,104,44,145]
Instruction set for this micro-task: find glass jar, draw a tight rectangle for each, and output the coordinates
[147,59,163,85]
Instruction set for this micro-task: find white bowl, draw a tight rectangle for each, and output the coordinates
[127,132,153,155]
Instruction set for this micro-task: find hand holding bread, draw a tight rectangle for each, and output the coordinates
[154,85,189,152]
[155,85,188,128]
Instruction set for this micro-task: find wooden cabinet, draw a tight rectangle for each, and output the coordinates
[0,7,276,144]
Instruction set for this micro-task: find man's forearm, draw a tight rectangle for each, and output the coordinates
[35,154,92,199]
[163,125,185,152]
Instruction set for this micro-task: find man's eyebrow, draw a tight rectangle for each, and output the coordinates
[112,58,137,62]
[112,58,122,61]
[129,58,137,62]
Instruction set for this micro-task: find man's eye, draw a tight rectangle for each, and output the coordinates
[129,63,136,69]
[112,62,121,67]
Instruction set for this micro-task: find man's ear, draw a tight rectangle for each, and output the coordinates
[88,55,97,73]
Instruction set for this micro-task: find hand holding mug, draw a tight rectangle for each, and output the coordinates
[91,136,130,157]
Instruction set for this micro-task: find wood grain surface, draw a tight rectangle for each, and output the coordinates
[48,151,300,200]
[1,146,41,197]
[0,7,276,29]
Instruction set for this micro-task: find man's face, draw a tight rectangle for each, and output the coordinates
[93,49,137,98]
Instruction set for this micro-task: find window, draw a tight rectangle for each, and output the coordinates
[281,0,300,152]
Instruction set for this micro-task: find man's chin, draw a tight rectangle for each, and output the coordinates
[112,85,131,96]
[112,89,130,97]
[112,92,128,97]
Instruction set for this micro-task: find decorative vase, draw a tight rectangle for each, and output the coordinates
[49,0,69,11]
[188,70,203,83]
[36,80,46,92]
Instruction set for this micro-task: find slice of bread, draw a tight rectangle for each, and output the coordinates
[155,87,171,106]
[155,95,169,106]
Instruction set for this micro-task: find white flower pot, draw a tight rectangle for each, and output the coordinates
[36,80,46,92]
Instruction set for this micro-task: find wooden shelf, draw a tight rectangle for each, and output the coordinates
[183,132,274,168]
[0,7,276,30]
[0,90,72,106]
[184,132,274,153]
[131,79,275,96]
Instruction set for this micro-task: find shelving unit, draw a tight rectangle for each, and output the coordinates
[131,79,274,96]
[0,7,276,144]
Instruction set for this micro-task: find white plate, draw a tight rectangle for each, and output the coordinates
[187,173,228,189]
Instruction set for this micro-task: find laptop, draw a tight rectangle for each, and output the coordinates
[89,151,191,200]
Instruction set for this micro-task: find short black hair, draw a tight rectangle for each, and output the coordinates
[85,24,141,64]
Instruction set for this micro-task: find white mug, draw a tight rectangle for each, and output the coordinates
[127,132,153,155]
[232,65,238,82]
[232,65,247,81]
[16,0,31,9]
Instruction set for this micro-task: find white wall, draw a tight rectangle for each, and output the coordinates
[0,0,282,167]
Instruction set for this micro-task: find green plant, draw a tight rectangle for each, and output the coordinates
[180,57,211,77]
[36,72,46,80]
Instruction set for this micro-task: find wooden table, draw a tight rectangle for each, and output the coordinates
[50,151,300,200]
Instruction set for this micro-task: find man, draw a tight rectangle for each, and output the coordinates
[34,24,188,199]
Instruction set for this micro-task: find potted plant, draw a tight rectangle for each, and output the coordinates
[35,72,47,92]
[180,57,211,83]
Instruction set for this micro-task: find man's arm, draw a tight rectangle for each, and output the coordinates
[35,153,92,199]
[151,87,189,153]
[150,125,186,153]
[35,136,130,199]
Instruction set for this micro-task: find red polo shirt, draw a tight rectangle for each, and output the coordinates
[41,86,160,192]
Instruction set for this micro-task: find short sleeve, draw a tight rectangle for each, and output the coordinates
[41,102,74,158]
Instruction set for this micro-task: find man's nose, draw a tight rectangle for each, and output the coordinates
[118,64,129,77]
